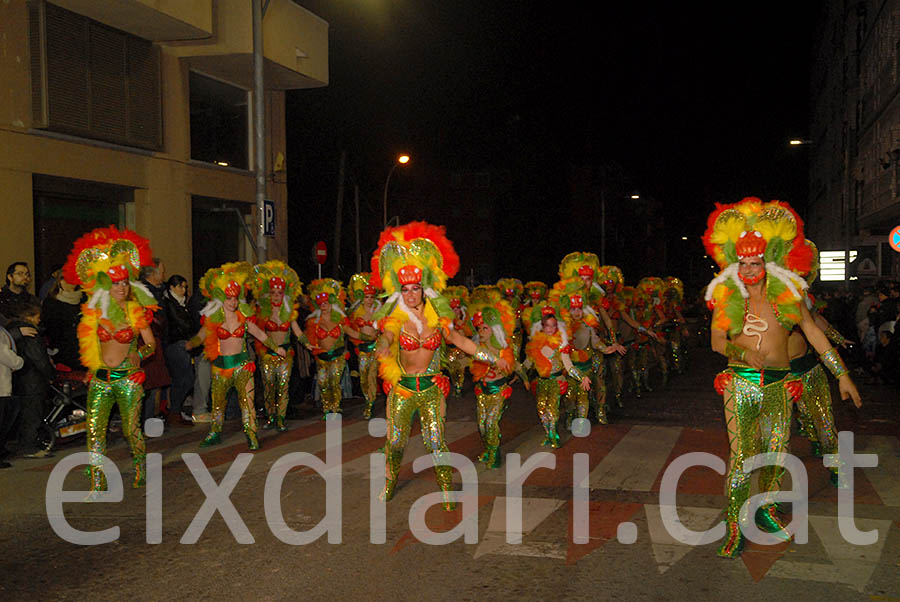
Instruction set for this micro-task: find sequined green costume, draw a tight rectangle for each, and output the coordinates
[86,356,146,491]
[382,350,455,508]
[260,346,293,429]
[315,345,346,415]
[207,346,258,449]
[791,352,838,469]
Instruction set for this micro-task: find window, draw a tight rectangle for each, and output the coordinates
[189,72,249,170]
[28,1,162,150]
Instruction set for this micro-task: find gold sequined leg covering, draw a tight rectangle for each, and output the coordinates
[535,377,560,447]
[383,383,454,507]
[757,380,792,506]
[358,350,378,417]
[475,387,507,465]
[608,353,625,406]
[800,365,839,467]
[86,376,145,492]
[209,366,231,434]
[316,356,346,415]
[591,354,607,423]
[261,351,293,420]
[447,347,468,397]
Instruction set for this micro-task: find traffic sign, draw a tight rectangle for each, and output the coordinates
[314,241,328,265]
[263,199,275,237]
[857,257,878,276]
[890,225,900,253]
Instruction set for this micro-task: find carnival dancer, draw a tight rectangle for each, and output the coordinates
[637,277,671,388]
[251,260,303,432]
[788,241,859,483]
[467,287,517,468]
[348,273,381,418]
[497,278,525,359]
[598,266,636,407]
[662,276,690,374]
[301,279,360,418]
[704,197,861,558]
[444,285,473,397]
[186,262,284,450]
[64,226,158,492]
[559,292,626,426]
[524,281,548,309]
[372,222,509,510]
[524,302,590,448]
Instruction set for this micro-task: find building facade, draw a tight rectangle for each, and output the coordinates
[0,0,328,287]
[809,0,900,283]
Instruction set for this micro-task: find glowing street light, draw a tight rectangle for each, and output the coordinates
[383,154,411,229]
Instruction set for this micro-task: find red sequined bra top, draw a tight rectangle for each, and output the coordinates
[315,324,342,340]
[97,325,135,344]
[216,323,245,339]
[398,329,441,352]
[264,320,290,332]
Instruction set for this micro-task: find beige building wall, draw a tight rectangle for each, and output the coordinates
[0,0,327,287]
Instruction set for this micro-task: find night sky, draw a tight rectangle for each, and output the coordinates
[286,1,817,289]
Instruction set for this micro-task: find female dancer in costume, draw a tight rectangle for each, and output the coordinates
[372,222,509,510]
[703,197,861,557]
[637,277,671,388]
[497,278,525,359]
[467,287,517,468]
[64,226,158,492]
[187,262,284,450]
[348,273,381,418]
[251,260,303,432]
[444,285,473,398]
[559,292,626,426]
[661,276,690,374]
[302,279,360,418]
[524,281,548,310]
[524,302,590,448]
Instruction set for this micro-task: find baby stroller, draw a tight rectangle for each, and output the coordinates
[36,365,88,452]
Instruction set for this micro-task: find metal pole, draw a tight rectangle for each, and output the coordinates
[252,0,267,262]
[383,164,398,230]
[354,184,361,272]
[600,189,606,265]
[333,150,346,277]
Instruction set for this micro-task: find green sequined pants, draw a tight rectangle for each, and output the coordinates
[796,363,838,457]
[535,377,562,438]
[357,349,378,404]
[721,370,792,523]
[86,372,145,491]
[210,363,257,435]
[316,355,346,414]
[475,385,508,450]
[260,350,293,420]
[384,381,453,494]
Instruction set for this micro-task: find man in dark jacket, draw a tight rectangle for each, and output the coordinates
[9,303,55,458]
[0,262,39,326]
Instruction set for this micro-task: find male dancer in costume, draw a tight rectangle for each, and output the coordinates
[251,260,303,432]
[348,273,381,418]
[704,197,861,557]
[372,222,509,510]
[65,226,158,493]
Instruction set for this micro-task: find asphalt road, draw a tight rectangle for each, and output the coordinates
[1,345,898,601]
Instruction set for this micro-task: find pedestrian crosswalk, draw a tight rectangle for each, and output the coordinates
[26,414,898,586]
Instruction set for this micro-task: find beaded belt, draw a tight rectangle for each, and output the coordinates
[397,373,440,392]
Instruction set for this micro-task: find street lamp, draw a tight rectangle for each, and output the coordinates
[383,154,410,229]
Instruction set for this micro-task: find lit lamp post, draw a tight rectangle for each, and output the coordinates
[383,154,410,229]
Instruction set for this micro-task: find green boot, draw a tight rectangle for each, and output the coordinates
[755,505,791,541]
[717,521,744,558]
[200,431,222,447]
[262,415,276,430]
[244,424,259,450]
[276,416,288,433]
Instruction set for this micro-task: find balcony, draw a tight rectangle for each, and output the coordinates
[170,0,328,90]
[47,0,213,41]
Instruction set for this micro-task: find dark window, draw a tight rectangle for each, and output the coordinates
[189,72,249,169]
[28,1,162,150]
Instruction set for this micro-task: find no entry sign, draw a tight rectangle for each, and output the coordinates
[314,241,328,265]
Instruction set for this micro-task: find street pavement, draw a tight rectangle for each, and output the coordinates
[0,346,898,601]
